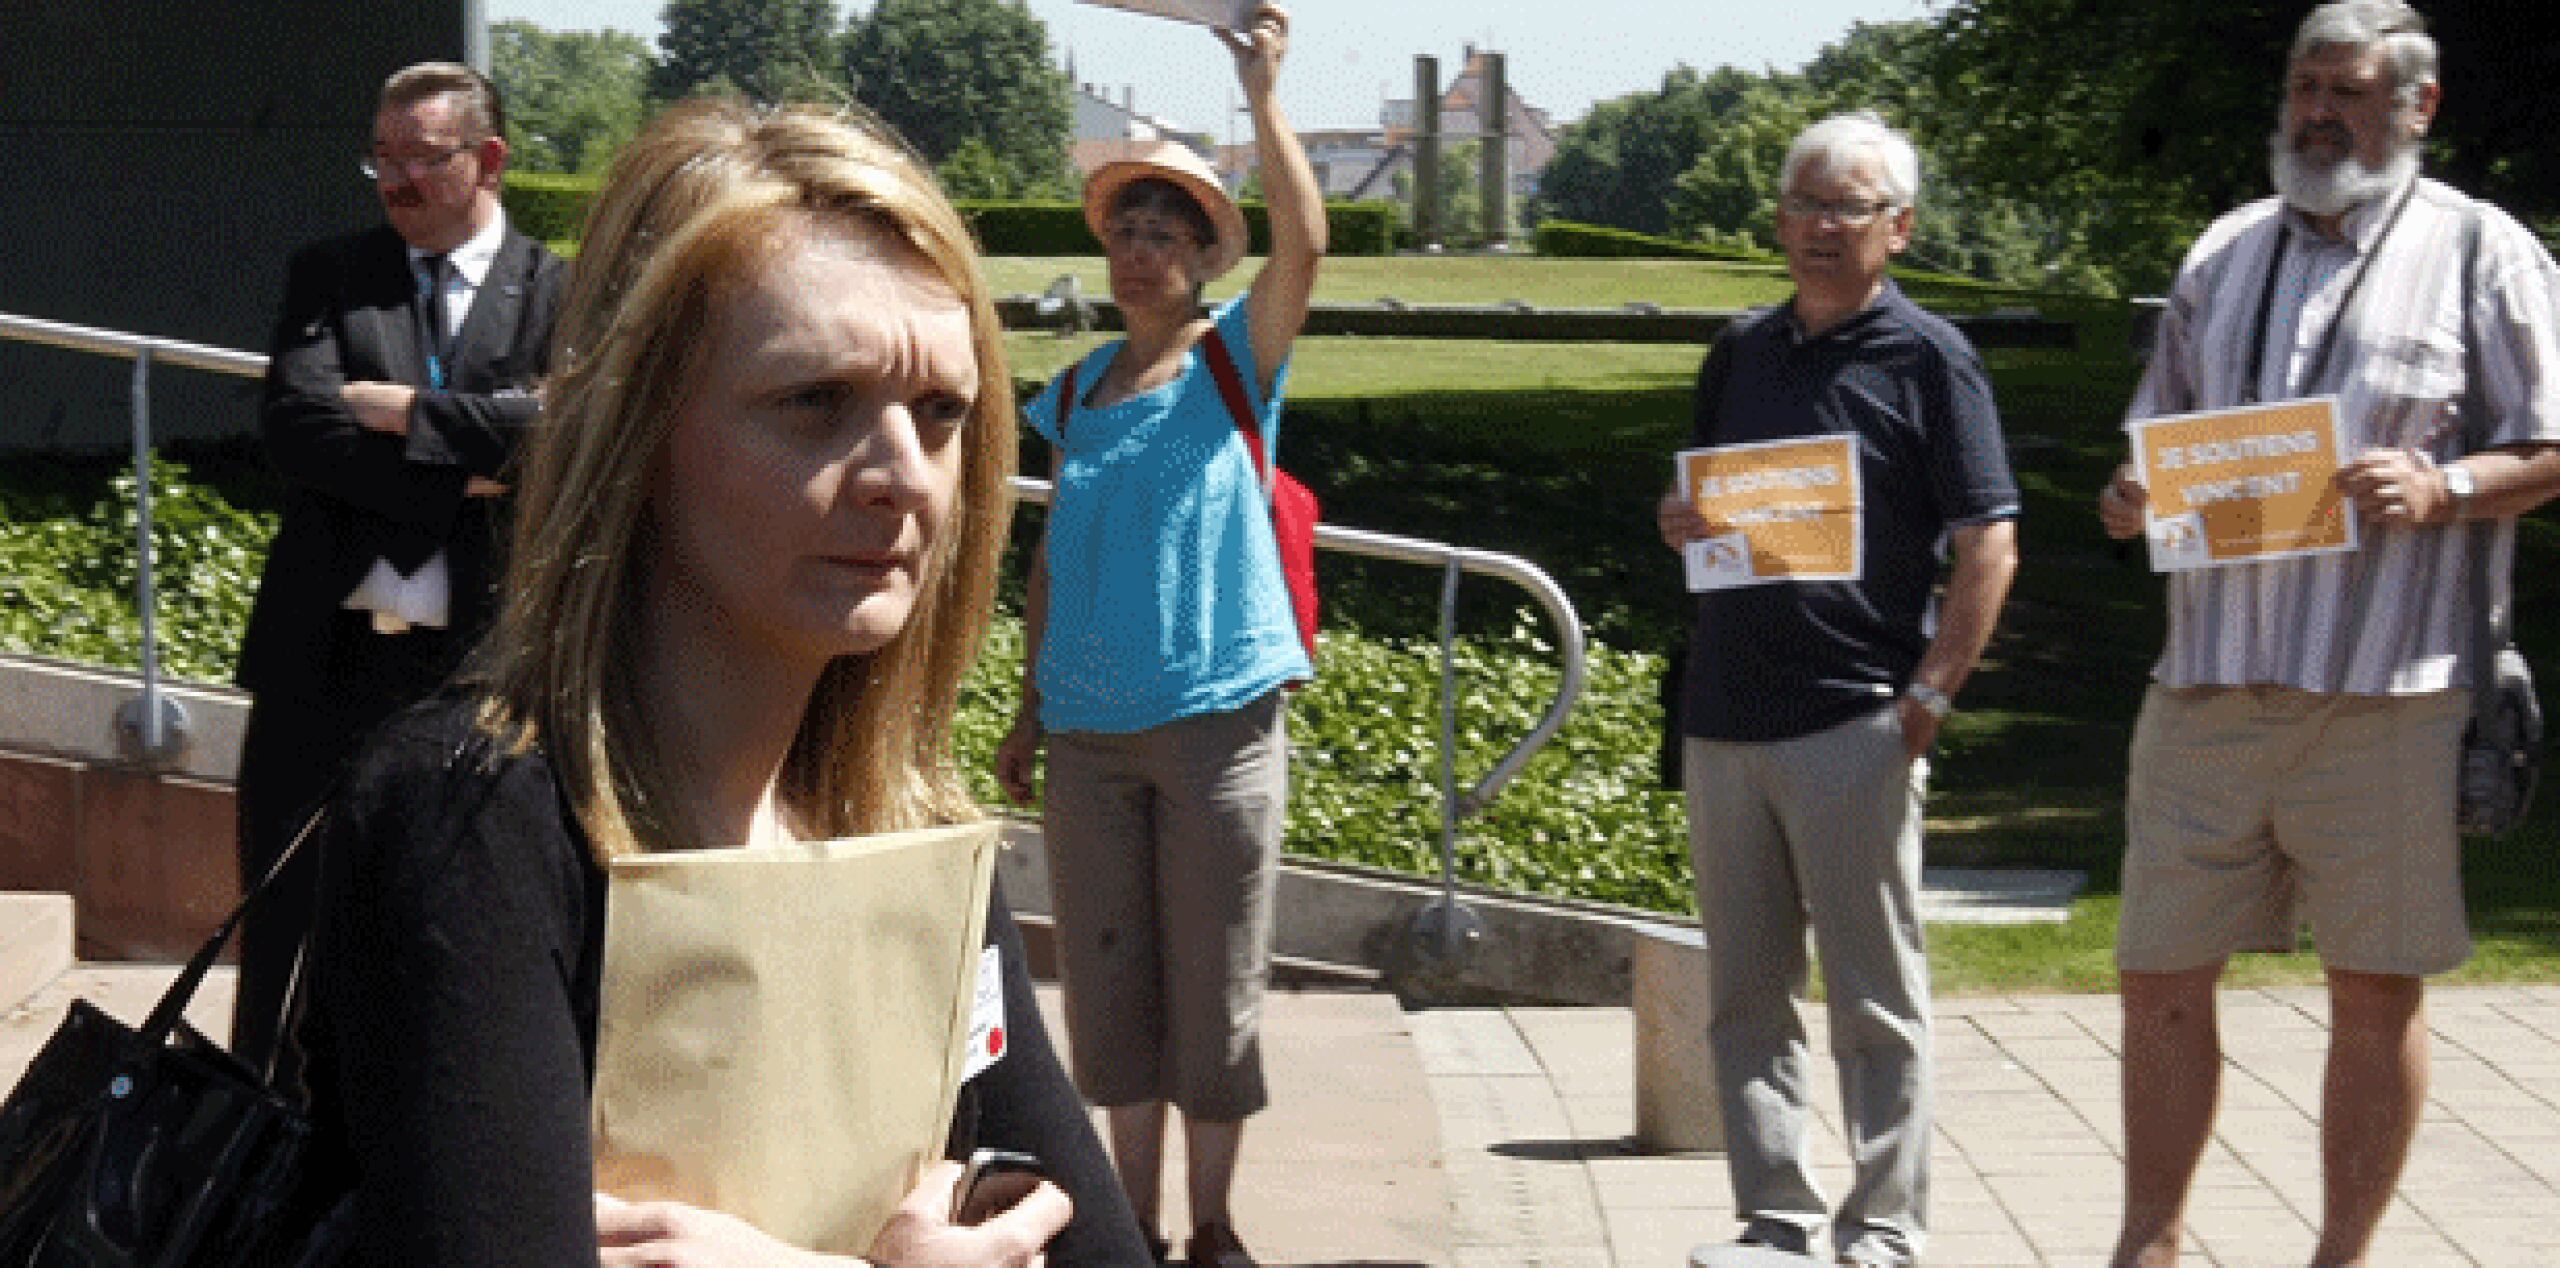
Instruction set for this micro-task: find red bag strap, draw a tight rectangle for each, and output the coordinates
[1199,327,1271,489]
[1054,362,1081,441]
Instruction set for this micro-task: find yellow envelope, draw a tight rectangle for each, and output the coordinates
[592,821,1001,1253]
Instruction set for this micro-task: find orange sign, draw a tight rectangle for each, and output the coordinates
[1677,436,1861,591]
[2129,397,2355,571]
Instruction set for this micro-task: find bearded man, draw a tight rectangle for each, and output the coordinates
[2094,3,2560,1264]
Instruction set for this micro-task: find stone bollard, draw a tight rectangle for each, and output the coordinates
[1632,923,1723,1153]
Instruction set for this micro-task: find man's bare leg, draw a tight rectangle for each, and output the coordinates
[2111,964,2226,1268]
[2310,969,2427,1267]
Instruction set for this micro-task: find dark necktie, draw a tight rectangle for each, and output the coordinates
[386,254,455,576]
[418,254,452,378]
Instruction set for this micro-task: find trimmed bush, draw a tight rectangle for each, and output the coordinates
[501,174,1394,258]
[502,172,600,246]
[958,201,1091,255]
[1535,219,1774,263]
[963,198,1396,257]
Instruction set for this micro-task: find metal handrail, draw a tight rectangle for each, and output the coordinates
[1011,478,1584,967]
[0,311,269,760]
[1009,478,1586,821]
[6,311,1591,963]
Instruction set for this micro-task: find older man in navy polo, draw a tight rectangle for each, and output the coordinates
[1657,111,2020,1268]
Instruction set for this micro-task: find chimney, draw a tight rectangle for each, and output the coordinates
[1124,85,1135,114]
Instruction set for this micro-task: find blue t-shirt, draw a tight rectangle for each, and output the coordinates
[1027,294,1312,733]
[1681,281,2020,742]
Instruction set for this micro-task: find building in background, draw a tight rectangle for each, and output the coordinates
[1064,45,1555,218]
[1069,79,1217,178]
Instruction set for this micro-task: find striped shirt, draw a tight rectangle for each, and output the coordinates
[2130,177,2560,694]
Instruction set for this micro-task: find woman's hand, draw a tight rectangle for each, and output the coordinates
[994,714,1043,807]
[868,1160,1072,1267]
[594,1162,1071,1268]
[595,1193,827,1267]
[1218,3,1289,102]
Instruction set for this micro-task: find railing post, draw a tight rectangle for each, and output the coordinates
[1406,554,1484,977]
[114,344,188,762]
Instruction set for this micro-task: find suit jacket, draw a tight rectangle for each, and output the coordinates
[236,220,566,700]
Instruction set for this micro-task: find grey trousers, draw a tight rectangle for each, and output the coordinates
[1683,706,1931,1266]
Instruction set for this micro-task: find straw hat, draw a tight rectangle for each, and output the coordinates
[1081,139,1249,281]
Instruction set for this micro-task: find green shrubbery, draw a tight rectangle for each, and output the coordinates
[952,610,1693,913]
[1,461,1696,915]
[0,460,272,683]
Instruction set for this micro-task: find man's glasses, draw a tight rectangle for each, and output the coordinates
[1779,194,1899,227]
[360,142,473,183]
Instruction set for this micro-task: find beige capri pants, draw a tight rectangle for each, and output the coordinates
[1042,690,1288,1121]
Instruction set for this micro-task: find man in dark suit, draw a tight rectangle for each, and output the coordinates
[231,61,565,1073]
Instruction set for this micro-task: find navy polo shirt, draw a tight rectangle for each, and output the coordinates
[1681,280,2019,742]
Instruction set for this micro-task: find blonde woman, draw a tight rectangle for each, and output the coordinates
[295,99,1148,1265]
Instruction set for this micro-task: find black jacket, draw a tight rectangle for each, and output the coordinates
[235,221,565,698]
[298,697,1150,1265]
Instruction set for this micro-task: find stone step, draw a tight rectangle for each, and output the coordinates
[0,891,75,1013]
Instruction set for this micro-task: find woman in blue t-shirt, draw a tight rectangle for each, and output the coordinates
[992,5,1323,1263]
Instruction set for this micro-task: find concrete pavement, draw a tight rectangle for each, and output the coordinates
[7,948,2560,1265]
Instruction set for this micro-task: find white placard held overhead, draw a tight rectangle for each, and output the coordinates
[1076,0,1254,29]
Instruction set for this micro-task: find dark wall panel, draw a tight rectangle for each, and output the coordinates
[1,1,471,448]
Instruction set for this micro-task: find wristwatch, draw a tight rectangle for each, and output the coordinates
[2442,463,2477,517]
[1903,681,1954,720]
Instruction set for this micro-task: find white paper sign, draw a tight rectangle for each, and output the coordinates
[1683,532,1757,590]
[962,941,1009,1083]
[1076,0,1253,29]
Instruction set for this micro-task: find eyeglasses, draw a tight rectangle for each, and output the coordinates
[1779,194,1900,227]
[360,142,473,183]
[1103,223,1200,255]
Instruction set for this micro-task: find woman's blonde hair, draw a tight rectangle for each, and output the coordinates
[473,97,1015,861]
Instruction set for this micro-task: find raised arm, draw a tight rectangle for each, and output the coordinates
[1222,3,1325,392]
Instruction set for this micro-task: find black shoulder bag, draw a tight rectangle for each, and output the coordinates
[0,810,349,1266]
[2452,206,2544,838]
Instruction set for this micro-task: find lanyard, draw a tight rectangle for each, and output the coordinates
[2240,180,2417,405]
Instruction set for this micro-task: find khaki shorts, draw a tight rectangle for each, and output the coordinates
[1042,692,1287,1121]
[2117,684,2471,976]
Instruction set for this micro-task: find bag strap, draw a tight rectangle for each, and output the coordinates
[139,802,329,1047]
[1054,362,1080,442]
[1199,327,1273,491]
[2458,204,2507,722]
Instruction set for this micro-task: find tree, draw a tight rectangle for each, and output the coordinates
[841,0,1072,198]
[1929,0,2560,293]
[491,21,654,173]
[1389,139,1483,244]
[1535,65,1755,236]
[653,0,841,106]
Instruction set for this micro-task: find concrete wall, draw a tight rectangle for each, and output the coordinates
[0,654,249,959]
[0,1,471,450]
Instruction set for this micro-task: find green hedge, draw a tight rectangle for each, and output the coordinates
[3,457,1695,915]
[503,174,1393,257]
[959,201,1089,254]
[502,172,599,247]
[1534,219,1774,263]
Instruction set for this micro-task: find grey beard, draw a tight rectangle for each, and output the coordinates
[2269,134,2419,218]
